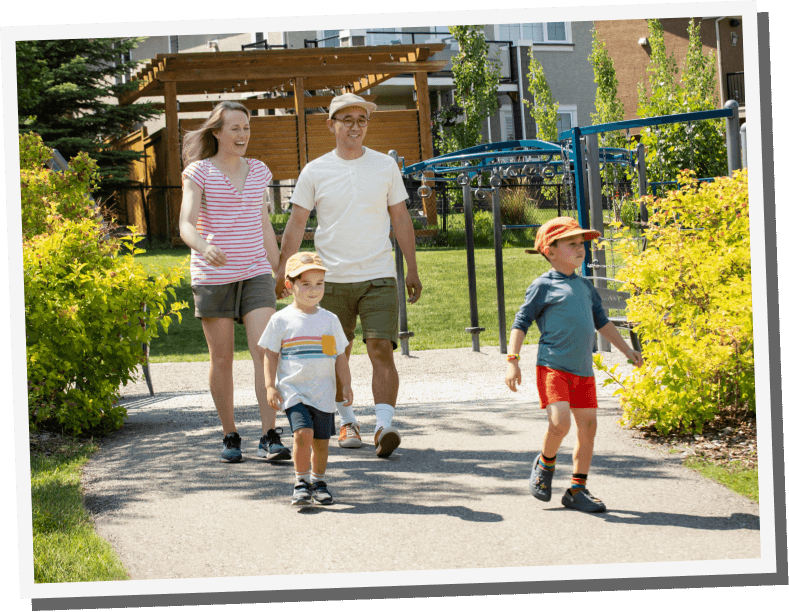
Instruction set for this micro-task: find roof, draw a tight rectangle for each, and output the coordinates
[118,43,447,105]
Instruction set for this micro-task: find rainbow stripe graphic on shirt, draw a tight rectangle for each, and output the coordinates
[281,336,335,360]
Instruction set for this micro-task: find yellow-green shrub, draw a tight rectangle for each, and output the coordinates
[594,169,752,434]
[22,133,186,436]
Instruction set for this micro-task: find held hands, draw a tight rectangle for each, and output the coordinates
[275,271,291,300]
[505,361,521,392]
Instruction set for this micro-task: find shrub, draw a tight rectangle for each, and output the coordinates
[594,169,752,434]
[22,133,187,436]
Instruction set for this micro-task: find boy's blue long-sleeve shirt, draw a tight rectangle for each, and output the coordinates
[512,269,609,377]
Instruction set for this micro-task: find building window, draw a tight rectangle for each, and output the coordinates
[169,35,179,53]
[497,23,570,44]
[500,99,516,142]
[557,106,577,134]
[366,28,403,46]
[320,30,340,48]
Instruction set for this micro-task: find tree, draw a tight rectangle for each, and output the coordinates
[636,19,727,183]
[433,26,500,155]
[589,27,627,200]
[16,38,161,195]
[524,47,559,142]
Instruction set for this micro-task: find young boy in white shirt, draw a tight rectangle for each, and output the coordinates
[260,253,353,506]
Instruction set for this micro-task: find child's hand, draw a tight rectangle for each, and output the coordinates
[505,362,521,392]
[626,348,644,368]
[342,387,353,407]
[266,387,283,411]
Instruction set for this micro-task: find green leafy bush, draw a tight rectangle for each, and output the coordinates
[594,170,752,434]
[22,133,187,436]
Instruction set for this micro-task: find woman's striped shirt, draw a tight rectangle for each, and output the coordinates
[182,157,274,285]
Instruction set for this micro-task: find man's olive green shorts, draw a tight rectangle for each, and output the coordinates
[320,277,399,349]
[192,274,276,324]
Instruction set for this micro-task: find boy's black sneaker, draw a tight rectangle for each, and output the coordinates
[561,488,606,513]
[311,481,333,505]
[258,427,292,461]
[292,481,312,506]
[221,432,242,463]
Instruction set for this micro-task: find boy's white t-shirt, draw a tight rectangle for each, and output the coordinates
[289,147,409,283]
[258,305,349,413]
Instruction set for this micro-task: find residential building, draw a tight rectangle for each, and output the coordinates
[593,17,746,123]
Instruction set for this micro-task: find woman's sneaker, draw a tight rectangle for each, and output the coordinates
[221,432,243,463]
[258,427,292,461]
[338,422,362,448]
[311,481,333,505]
[529,454,553,501]
[561,488,607,513]
[292,481,312,506]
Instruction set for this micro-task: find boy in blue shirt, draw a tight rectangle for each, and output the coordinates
[505,217,643,512]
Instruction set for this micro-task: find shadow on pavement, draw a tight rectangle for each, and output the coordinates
[546,507,760,530]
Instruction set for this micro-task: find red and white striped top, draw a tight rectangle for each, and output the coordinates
[182,158,274,285]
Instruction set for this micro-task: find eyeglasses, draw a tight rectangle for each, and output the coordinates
[333,116,369,128]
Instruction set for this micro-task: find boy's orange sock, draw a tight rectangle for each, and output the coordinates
[539,453,556,471]
[570,473,587,494]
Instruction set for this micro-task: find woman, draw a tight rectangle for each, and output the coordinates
[179,100,290,463]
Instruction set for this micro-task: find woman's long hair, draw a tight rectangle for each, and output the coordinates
[181,101,251,168]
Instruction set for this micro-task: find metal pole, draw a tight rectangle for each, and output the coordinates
[389,150,414,355]
[637,142,649,249]
[724,100,742,176]
[740,122,747,169]
[491,185,507,354]
[462,162,484,351]
[571,128,592,277]
[585,134,610,352]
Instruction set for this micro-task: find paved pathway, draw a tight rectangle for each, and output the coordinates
[82,346,760,580]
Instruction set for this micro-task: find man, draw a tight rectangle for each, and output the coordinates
[276,93,422,458]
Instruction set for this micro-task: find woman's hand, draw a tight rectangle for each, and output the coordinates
[202,243,227,268]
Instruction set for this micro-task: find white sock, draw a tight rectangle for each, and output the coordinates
[335,401,357,426]
[310,471,325,484]
[295,471,309,484]
[374,403,395,432]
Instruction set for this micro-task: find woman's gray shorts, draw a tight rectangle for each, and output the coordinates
[192,274,276,324]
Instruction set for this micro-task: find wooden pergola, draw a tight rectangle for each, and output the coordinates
[117,44,446,240]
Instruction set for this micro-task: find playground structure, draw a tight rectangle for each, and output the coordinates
[390,101,746,355]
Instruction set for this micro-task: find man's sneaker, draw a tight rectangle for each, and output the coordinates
[374,426,401,458]
[292,481,312,506]
[561,488,607,513]
[311,481,334,505]
[338,422,362,448]
[258,427,292,461]
[529,454,553,502]
[221,432,243,463]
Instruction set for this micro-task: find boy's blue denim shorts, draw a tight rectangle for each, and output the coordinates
[285,402,336,440]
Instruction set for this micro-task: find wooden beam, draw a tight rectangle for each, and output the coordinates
[164,81,182,244]
[294,77,307,172]
[154,61,447,82]
[149,95,376,113]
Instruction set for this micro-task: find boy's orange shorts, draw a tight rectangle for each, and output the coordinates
[536,366,598,409]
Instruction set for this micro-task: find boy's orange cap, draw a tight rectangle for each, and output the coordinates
[525,216,600,255]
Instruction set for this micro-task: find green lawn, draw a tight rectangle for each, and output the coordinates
[135,245,552,361]
[684,459,759,502]
[31,438,128,583]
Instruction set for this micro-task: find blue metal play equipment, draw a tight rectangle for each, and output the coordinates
[390,101,745,354]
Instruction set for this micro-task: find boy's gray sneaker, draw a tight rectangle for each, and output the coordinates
[561,488,607,513]
[529,454,553,501]
[258,427,292,461]
[311,481,333,505]
[221,432,243,463]
[292,481,312,506]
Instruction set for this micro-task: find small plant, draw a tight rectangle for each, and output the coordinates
[594,169,752,435]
